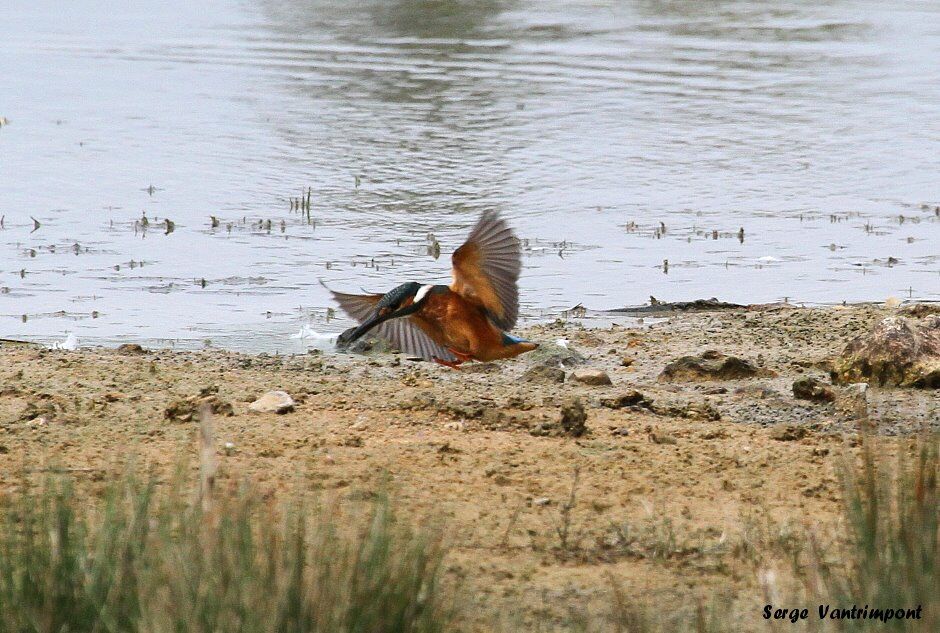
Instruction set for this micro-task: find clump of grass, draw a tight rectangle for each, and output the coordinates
[793,433,938,630]
[0,473,450,633]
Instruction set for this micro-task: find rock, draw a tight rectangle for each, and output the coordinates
[651,399,721,421]
[899,303,940,318]
[117,343,146,355]
[770,425,808,441]
[165,394,234,422]
[533,497,552,507]
[570,368,612,386]
[659,350,776,382]
[523,341,585,368]
[522,363,566,383]
[248,390,295,414]
[792,377,836,403]
[600,390,650,409]
[620,356,635,367]
[559,398,587,437]
[830,316,940,387]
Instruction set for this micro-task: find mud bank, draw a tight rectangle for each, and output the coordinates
[1,304,937,629]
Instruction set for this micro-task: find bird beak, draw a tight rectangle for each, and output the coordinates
[337,308,391,347]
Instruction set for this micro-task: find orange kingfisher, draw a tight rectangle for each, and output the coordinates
[326,210,538,368]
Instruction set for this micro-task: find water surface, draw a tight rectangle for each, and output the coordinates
[2,0,938,351]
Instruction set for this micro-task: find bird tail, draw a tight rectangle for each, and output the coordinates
[501,332,538,352]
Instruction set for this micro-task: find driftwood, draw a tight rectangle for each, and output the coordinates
[608,297,745,315]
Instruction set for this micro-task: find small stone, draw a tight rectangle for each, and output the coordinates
[770,425,808,441]
[444,421,465,431]
[223,442,235,455]
[533,497,552,507]
[350,420,369,431]
[248,390,295,414]
[522,364,565,383]
[620,356,635,367]
[117,343,146,355]
[611,427,630,436]
[570,368,612,386]
[792,377,836,403]
[600,390,650,409]
[559,397,587,437]
[703,386,728,395]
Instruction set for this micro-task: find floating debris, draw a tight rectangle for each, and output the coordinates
[426,233,441,259]
[30,216,41,233]
[164,219,175,235]
[210,216,220,228]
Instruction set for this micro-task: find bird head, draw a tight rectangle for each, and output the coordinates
[337,282,429,346]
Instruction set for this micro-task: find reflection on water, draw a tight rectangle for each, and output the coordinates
[0,0,938,351]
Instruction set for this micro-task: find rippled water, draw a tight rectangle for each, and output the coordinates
[2,0,938,351]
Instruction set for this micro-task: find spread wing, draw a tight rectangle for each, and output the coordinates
[327,287,456,362]
[451,210,521,330]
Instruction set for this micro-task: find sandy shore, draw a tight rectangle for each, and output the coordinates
[1,304,937,628]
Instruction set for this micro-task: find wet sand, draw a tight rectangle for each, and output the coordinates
[1,303,937,628]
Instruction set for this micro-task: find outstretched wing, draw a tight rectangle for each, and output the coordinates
[327,287,456,362]
[328,288,383,322]
[451,210,521,330]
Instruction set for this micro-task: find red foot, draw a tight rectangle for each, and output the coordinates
[451,350,473,363]
[433,357,464,370]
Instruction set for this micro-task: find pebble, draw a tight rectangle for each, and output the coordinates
[792,377,836,403]
[570,368,612,386]
[523,364,565,383]
[248,390,295,414]
[533,497,552,507]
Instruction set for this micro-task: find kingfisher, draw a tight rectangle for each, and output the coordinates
[326,210,538,368]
